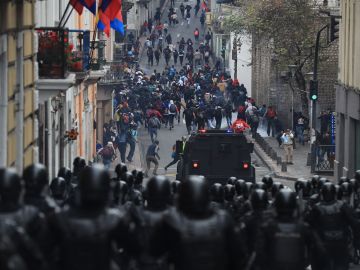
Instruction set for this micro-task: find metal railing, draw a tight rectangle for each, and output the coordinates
[311,144,335,174]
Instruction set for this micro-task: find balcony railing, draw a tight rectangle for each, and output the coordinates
[37,27,68,79]
[37,28,107,79]
[68,30,91,73]
[98,62,128,85]
[89,40,107,71]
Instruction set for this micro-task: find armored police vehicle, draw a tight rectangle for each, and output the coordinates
[176,129,255,183]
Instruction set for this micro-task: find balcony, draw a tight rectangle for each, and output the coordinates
[37,27,68,79]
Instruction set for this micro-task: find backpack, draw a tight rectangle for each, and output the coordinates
[194,30,199,36]
[101,146,113,159]
[169,104,177,113]
[204,51,210,57]
[149,117,159,128]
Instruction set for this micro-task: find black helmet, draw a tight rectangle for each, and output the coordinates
[350,178,359,192]
[178,175,210,217]
[318,177,329,191]
[125,172,134,187]
[0,167,22,204]
[73,157,86,173]
[271,182,284,198]
[115,163,128,180]
[224,184,235,201]
[355,170,360,182]
[243,182,254,200]
[234,179,246,196]
[171,180,181,194]
[145,176,171,209]
[311,175,320,189]
[255,182,266,191]
[251,189,268,211]
[274,189,297,217]
[227,176,237,186]
[338,176,349,185]
[335,184,343,200]
[295,178,308,194]
[340,182,353,197]
[57,167,72,185]
[23,163,48,195]
[131,189,143,206]
[210,183,224,203]
[262,175,273,189]
[134,170,144,187]
[321,182,336,202]
[112,180,128,205]
[50,177,66,199]
[78,164,110,208]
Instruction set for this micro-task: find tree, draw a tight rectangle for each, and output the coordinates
[224,0,328,116]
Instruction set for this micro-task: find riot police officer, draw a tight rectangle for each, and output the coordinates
[133,176,172,270]
[306,182,359,270]
[49,164,137,270]
[241,189,269,257]
[151,175,245,270]
[50,177,67,207]
[23,163,58,216]
[256,189,322,270]
[0,168,48,269]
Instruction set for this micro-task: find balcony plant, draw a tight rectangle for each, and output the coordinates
[37,29,67,78]
[67,46,83,72]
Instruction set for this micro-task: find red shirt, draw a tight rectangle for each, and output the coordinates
[231,119,250,133]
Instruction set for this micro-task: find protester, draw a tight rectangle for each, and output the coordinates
[145,140,160,177]
[98,142,116,169]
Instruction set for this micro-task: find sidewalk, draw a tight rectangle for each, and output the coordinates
[248,126,316,181]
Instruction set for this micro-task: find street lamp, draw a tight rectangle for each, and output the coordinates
[288,64,297,131]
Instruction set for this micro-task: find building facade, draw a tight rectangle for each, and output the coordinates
[334,0,360,178]
[0,0,38,171]
[35,0,107,179]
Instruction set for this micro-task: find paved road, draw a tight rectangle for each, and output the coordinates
[136,0,297,188]
[138,8,315,187]
[134,1,360,268]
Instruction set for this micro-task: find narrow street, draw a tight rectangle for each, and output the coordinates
[135,0,296,188]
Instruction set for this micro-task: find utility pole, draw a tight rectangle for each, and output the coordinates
[232,36,237,79]
[308,24,328,170]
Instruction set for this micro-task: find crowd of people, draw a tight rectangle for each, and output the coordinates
[1,159,360,270]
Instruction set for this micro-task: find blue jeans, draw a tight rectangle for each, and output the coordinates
[127,138,136,161]
[103,158,112,169]
[226,115,232,127]
[118,142,127,163]
[149,128,158,142]
[296,126,304,145]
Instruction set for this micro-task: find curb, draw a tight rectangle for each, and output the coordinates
[248,135,298,181]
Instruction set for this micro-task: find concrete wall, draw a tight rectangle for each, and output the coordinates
[251,30,339,130]
[334,0,360,179]
[0,1,38,170]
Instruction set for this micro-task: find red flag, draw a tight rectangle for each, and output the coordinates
[70,0,84,14]
[100,0,121,21]
[98,9,111,37]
